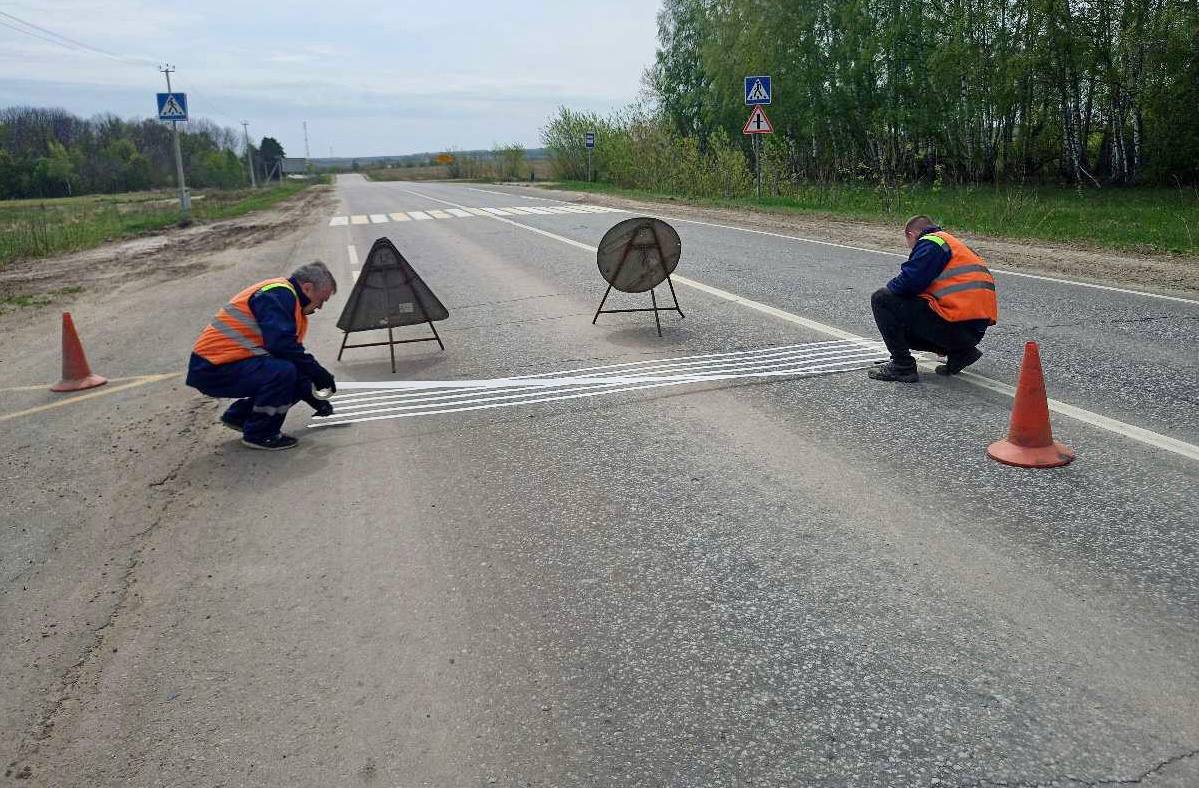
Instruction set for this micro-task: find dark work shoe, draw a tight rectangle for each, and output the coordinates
[311,400,334,418]
[867,362,919,383]
[935,347,983,376]
[220,413,246,432]
[240,433,299,451]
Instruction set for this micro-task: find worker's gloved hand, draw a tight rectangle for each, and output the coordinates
[312,367,336,395]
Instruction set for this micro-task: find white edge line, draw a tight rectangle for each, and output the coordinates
[655,214,1198,305]
[400,187,1198,461]
[346,244,357,268]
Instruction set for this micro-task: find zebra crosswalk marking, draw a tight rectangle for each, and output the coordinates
[327,205,628,226]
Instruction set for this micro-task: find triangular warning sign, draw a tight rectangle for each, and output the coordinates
[337,237,448,332]
[743,106,774,135]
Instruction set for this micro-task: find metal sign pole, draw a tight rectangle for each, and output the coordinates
[160,66,190,221]
[754,135,761,200]
[588,148,593,183]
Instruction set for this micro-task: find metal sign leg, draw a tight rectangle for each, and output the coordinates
[666,276,685,318]
[650,288,663,337]
[427,320,445,350]
[592,284,614,324]
[387,326,396,373]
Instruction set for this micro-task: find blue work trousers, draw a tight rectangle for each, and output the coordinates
[186,354,312,441]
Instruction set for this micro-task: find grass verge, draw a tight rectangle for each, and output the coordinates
[0,180,320,268]
[0,286,84,315]
[553,180,1199,257]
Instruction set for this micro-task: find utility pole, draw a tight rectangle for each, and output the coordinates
[303,121,311,174]
[241,121,257,188]
[159,65,190,221]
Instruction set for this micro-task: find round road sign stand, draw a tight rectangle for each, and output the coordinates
[591,218,686,338]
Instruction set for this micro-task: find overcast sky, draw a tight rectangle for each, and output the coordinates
[0,1,662,158]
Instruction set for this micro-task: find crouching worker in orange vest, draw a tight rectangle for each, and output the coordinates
[868,215,997,382]
[186,262,338,451]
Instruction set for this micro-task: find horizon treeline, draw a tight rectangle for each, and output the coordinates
[546,0,1198,189]
[0,107,275,200]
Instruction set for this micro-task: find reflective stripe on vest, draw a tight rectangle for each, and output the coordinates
[192,278,305,365]
[918,231,998,325]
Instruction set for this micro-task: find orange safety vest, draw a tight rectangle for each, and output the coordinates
[918,231,998,325]
[193,278,309,365]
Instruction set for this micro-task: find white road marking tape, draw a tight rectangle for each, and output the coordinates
[326,350,888,416]
[428,209,451,219]
[503,206,538,215]
[352,270,359,283]
[311,348,886,427]
[346,244,358,268]
[329,216,348,226]
[389,212,411,221]
[446,208,473,218]
[408,211,433,220]
[350,215,369,225]
[330,342,881,400]
[464,207,492,216]
[401,187,1199,462]
[369,214,389,224]
[468,187,512,196]
[482,207,514,216]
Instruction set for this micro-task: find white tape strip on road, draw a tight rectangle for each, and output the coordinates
[324,343,887,415]
[331,340,878,395]
[311,350,888,428]
[398,188,1199,461]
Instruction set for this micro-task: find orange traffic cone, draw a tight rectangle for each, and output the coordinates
[50,312,108,392]
[987,341,1073,468]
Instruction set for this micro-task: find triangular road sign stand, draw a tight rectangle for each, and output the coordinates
[592,278,684,339]
[335,237,448,373]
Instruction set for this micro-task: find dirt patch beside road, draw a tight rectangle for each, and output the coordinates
[518,186,1199,297]
[0,186,335,314]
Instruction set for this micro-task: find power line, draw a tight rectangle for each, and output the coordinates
[0,10,157,65]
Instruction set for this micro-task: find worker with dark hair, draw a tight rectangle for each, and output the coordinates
[868,215,998,382]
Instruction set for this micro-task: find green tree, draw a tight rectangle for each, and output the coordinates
[259,136,285,181]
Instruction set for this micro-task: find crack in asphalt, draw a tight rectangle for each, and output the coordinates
[961,747,1199,787]
[8,399,209,779]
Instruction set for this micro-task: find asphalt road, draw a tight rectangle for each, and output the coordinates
[2,175,1197,786]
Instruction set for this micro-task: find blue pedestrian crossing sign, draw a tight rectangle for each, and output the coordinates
[744,75,771,106]
[157,92,188,121]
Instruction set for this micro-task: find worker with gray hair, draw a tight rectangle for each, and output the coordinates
[186,261,338,450]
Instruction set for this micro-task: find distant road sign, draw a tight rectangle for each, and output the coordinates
[744,75,771,105]
[743,106,774,134]
[585,132,596,149]
[157,92,188,121]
